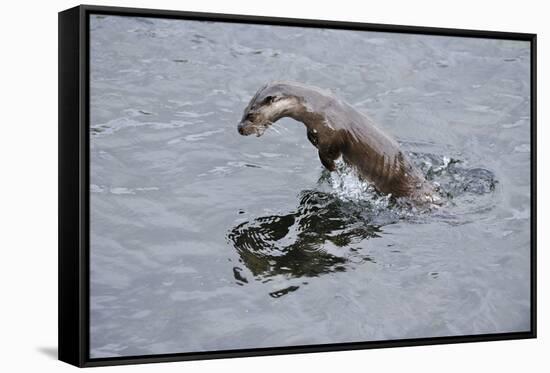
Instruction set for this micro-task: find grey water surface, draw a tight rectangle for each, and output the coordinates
[89,15,531,358]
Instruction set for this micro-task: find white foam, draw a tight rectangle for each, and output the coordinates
[329,162,368,200]
[327,159,383,203]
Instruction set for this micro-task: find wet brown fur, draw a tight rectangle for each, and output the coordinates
[238,81,435,202]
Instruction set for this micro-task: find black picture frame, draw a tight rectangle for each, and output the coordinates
[58,4,537,368]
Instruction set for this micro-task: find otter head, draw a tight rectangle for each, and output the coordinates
[238,84,301,137]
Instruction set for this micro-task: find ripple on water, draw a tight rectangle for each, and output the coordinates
[226,145,499,297]
[90,185,160,194]
[91,117,196,136]
[184,129,224,142]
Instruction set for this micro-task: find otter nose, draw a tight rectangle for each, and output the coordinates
[237,123,246,135]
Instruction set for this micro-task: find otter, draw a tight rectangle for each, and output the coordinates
[237,81,436,204]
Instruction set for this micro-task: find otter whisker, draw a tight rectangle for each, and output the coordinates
[270,125,281,135]
[273,123,290,133]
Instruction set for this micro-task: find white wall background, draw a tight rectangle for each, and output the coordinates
[0,0,546,371]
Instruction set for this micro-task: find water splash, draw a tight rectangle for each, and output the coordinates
[322,150,498,214]
[320,159,417,218]
[411,150,499,216]
[326,159,375,201]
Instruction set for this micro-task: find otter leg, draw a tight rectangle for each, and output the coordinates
[318,149,340,172]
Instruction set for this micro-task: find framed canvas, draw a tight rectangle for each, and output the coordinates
[58,4,537,367]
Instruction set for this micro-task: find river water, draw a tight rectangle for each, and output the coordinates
[88,14,531,358]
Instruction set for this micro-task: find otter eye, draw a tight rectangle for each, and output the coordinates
[263,96,276,104]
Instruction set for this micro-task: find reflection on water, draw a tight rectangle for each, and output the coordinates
[227,151,498,293]
[228,189,382,282]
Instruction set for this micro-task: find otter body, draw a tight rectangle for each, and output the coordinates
[238,81,435,203]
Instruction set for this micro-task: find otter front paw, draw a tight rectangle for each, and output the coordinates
[319,151,336,171]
